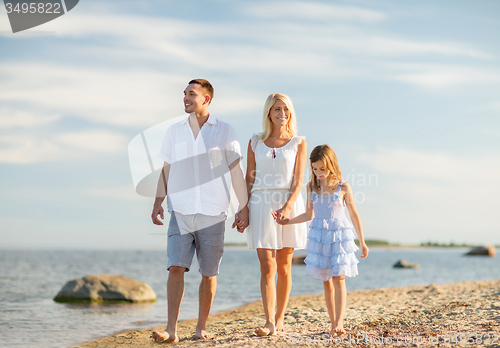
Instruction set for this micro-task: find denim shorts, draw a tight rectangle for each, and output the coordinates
[166,213,226,277]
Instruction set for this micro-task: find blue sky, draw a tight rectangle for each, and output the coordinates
[0,0,499,249]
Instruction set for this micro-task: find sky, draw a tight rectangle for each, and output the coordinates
[0,0,499,249]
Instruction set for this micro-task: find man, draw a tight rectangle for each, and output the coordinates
[150,79,249,343]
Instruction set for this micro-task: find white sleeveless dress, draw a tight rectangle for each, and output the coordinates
[246,134,308,250]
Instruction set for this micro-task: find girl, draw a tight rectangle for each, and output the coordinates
[273,144,369,337]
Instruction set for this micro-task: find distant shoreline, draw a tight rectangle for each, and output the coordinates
[224,242,500,249]
[73,279,500,348]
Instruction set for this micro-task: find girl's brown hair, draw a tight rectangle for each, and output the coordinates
[308,144,343,192]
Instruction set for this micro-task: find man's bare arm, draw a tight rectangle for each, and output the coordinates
[229,158,249,232]
[152,162,170,225]
[229,158,248,213]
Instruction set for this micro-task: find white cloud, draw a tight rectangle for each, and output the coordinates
[0,107,61,128]
[357,147,500,243]
[467,101,500,114]
[86,185,146,201]
[0,129,129,164]
[54,130,128,154]
[358,147,500,182]
[0,62,263,128]
[6,5,490,69]
[2,4,494,104]
[1,3,498,161]
[359,148,459,180]
[244,2,388,22]
[0,64,184,127]
[390,64,500,89]
[0,134,61,164]
[480,128,500,137]
[0,6,10,32]
[340,35,492,59]
[72,10,490,60]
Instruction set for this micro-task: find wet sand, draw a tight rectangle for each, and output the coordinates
[73,279,500,347]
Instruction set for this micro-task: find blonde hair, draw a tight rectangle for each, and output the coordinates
[308,144,343,192]
[259,93,298,141]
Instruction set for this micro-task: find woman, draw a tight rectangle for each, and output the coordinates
[245,93,308,336]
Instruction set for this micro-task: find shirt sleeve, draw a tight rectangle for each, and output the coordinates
[224,125,242,166]
[157,126,173,164]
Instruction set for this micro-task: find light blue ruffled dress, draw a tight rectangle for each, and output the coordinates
[304,181,360,281]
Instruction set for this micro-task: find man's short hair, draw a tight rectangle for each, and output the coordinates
[189,79,214,103]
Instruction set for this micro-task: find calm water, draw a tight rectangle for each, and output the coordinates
[0,247,499,347]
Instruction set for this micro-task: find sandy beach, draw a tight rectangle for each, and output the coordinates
[73,279,500,347]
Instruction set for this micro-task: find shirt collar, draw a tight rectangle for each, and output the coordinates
[180,114,217,125]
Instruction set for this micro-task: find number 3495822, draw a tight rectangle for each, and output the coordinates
[5,2,62,14]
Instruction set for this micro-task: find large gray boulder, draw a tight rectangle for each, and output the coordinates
[54,274,157,303]
[465,245,496,257]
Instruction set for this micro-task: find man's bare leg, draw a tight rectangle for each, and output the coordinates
[195,275,217,340]
[151,266,185,343]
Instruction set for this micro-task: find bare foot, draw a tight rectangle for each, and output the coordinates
[195,327,209,340]
[255,322,275,336]
[275,319,285,332]
[150,330,179,343]
[330,326,346,337]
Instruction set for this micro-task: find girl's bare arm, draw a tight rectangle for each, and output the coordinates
[344,182,369,258]
[274,186,314,225]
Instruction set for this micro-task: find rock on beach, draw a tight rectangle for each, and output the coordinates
[393,259,420,268]
[465,245,496,257]
[54,274,156,303]
[291,253,307,265]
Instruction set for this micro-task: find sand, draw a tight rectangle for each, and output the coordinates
[73,279,500,347]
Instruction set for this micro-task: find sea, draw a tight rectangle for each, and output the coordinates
[1,247,499,348]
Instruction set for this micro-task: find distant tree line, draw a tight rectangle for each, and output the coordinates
[421,241,475,248]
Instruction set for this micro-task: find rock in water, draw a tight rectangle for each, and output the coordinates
[465,245,496,257]
[53,274,157,303]
[393,259,420,268]
[292,253,307,265]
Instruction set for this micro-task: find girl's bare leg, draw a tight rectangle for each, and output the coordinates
[331,276,346,336]
[323,278,335,334]
[255,248,277,336]
[275,247,294,331]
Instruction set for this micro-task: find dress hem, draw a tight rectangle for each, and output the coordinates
[247,245,306,251]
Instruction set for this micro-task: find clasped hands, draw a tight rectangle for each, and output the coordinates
[272,206,291,225]
[232,206,249,233]
[232,205,291,232]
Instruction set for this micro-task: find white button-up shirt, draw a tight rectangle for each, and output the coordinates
[158,115,242,216]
